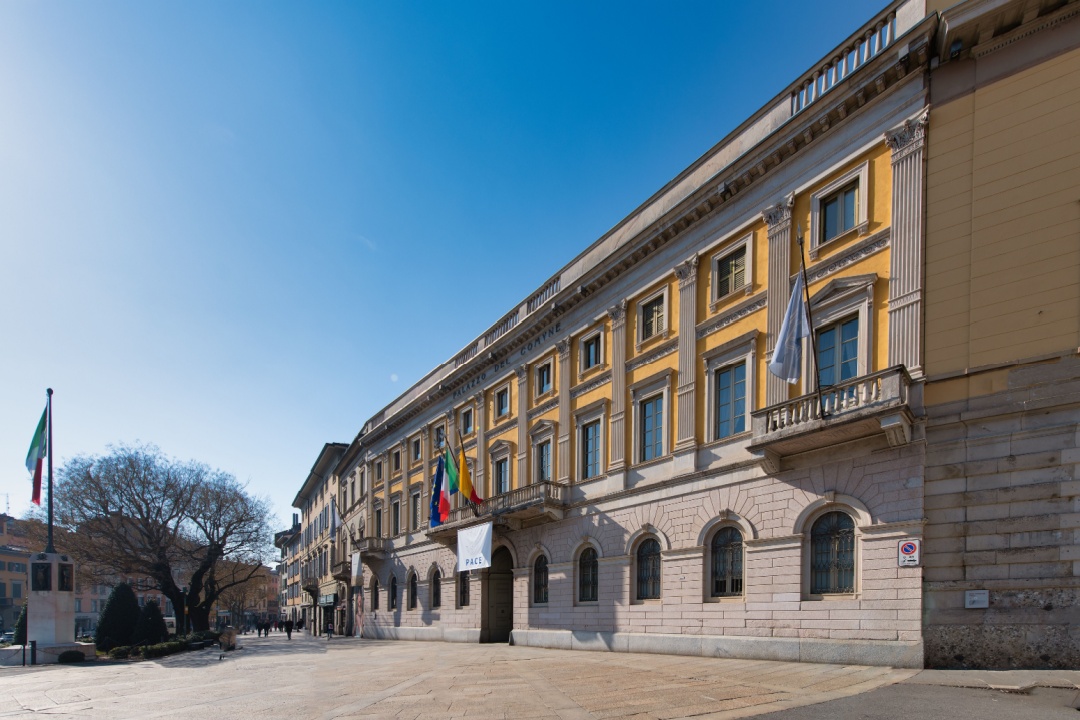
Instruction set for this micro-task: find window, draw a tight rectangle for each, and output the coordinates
[494,458,509,495]
[496,387,510,418]
[640,294,665,341]
[391,500,400,536]
[579,548,598,602]
[372,579,380,610]
[393,451,400,472]
[716,246,746,299]
[375,507,383,538]
[408,573,417,610]
[817,317,859,388]
[582,421,601,479]
[412,439,421,462]
[434,426,445,450]
[376,462,383,481]
[460,407,473,435]
[533,556,549,604]
[820,182,857,244]
[581,333,602,371]
[75,598,82,612]
[636,539,661,600]
[411,492,421,530]
[536,440,551,483]
[809,160,869,257]
[432,570,442,608]
[710,527,744,598]
[714,364,746,439]
[459,571,470,607]
[810,512,855,594]
[535,362,552,396]
[360,469,366,496]
[639,395,663,462]
[389,577,398,610]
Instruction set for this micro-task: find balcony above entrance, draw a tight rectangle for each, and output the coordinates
[427,480,568,544]
[354,536,389,560]
[749,366,915,473]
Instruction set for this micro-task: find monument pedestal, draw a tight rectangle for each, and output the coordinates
[21,552,94,664]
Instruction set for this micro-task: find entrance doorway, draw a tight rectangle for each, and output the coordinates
[484,546,514,643]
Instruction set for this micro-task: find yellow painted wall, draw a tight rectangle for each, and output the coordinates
[926,46,1080,380]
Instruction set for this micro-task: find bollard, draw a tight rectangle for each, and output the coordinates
[30,640,37,666]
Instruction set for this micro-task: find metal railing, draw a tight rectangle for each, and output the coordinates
[442,481,568,526]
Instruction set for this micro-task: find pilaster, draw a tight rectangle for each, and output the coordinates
[420,429,430,526]
[473,391,486,499]
[516,364,529,487]
[556,339,571,484]
[607,301,628,482]
[673,256,699,473]
[885,110,928,377]
[764,195,794,405]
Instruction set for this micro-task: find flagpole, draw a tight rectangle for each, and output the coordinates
[795,229,827,419]
[45,388,55,554]
[453,427,481,517]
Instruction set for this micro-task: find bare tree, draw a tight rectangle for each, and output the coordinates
[54,444,274,632]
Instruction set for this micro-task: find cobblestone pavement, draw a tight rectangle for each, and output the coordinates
[0,632,919,720]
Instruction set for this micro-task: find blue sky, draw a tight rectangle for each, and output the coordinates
[0,0,890,527]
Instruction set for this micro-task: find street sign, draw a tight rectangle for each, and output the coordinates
[898,538,921,567]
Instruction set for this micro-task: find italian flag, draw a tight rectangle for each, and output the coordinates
[25,405,47,506]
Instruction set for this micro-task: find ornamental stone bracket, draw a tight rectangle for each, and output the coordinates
[884,109,929,162]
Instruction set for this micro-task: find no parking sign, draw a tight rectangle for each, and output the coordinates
[898,539,921,567]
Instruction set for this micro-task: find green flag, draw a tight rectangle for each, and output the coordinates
[444,447,459,494]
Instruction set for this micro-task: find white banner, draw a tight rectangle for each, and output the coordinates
[351,552,363,586]
[457,522,493,572]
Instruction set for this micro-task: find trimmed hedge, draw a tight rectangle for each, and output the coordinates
[58,650,85,663]
[108,646,131,659]
[143,641,186,659]
[133,600,169,646]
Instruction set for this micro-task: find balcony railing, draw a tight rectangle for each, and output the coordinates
[428,481,568,540]
[750,366,914,471]
[354,536,389,559]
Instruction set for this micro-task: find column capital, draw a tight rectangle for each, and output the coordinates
[762,192,794,229]
[515,364,528,380]
[557,338,571,359]
[608,299,628,327]
[884,109,929,159]
[674,255,699,288]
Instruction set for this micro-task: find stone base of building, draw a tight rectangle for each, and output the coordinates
[510,629,924,668]
[364,624,481,644]
[0,641,97,666]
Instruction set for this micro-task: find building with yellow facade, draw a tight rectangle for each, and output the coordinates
[287,0,1080,668]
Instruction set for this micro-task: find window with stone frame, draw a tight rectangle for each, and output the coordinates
[640,294,665,341]
[810,511,856,594]
[579,547,598,602]
[533,555,549,604]
[432,570,442,608]
[636,538,661,600]
[371,578,380,610]
[458,570,470,607]
[710,527,744,598]
[389,576,397,610]
[407,572,418,610]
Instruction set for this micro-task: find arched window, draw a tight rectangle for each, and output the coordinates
[810,511,855,594]
[371,578,380,611]
[432,570,442,608]
[710,527,743,597]
[533,556,549,604]
[389,576,398,610]
[636,538,661,600]
[407,572,418,610]
[459,570,470,607]
[579,548,598,602]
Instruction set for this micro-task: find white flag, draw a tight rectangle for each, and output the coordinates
[769,272,811,384]
[457,522,493,572]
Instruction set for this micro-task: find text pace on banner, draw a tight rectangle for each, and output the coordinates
[457,522,493,572]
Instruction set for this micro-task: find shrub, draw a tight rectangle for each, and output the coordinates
[13,605,26,646]
[108,646,131,659]
[95,584,140,652]
[132,600,169,646]
[142,641,186,659]
[58,650,85,663]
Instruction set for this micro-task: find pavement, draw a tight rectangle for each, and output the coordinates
[0,631,1076,719]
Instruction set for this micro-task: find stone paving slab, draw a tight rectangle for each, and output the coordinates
[0,632,919,719]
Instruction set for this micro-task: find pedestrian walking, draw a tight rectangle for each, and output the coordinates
[326,620,334,640]
[284,619,293,640]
